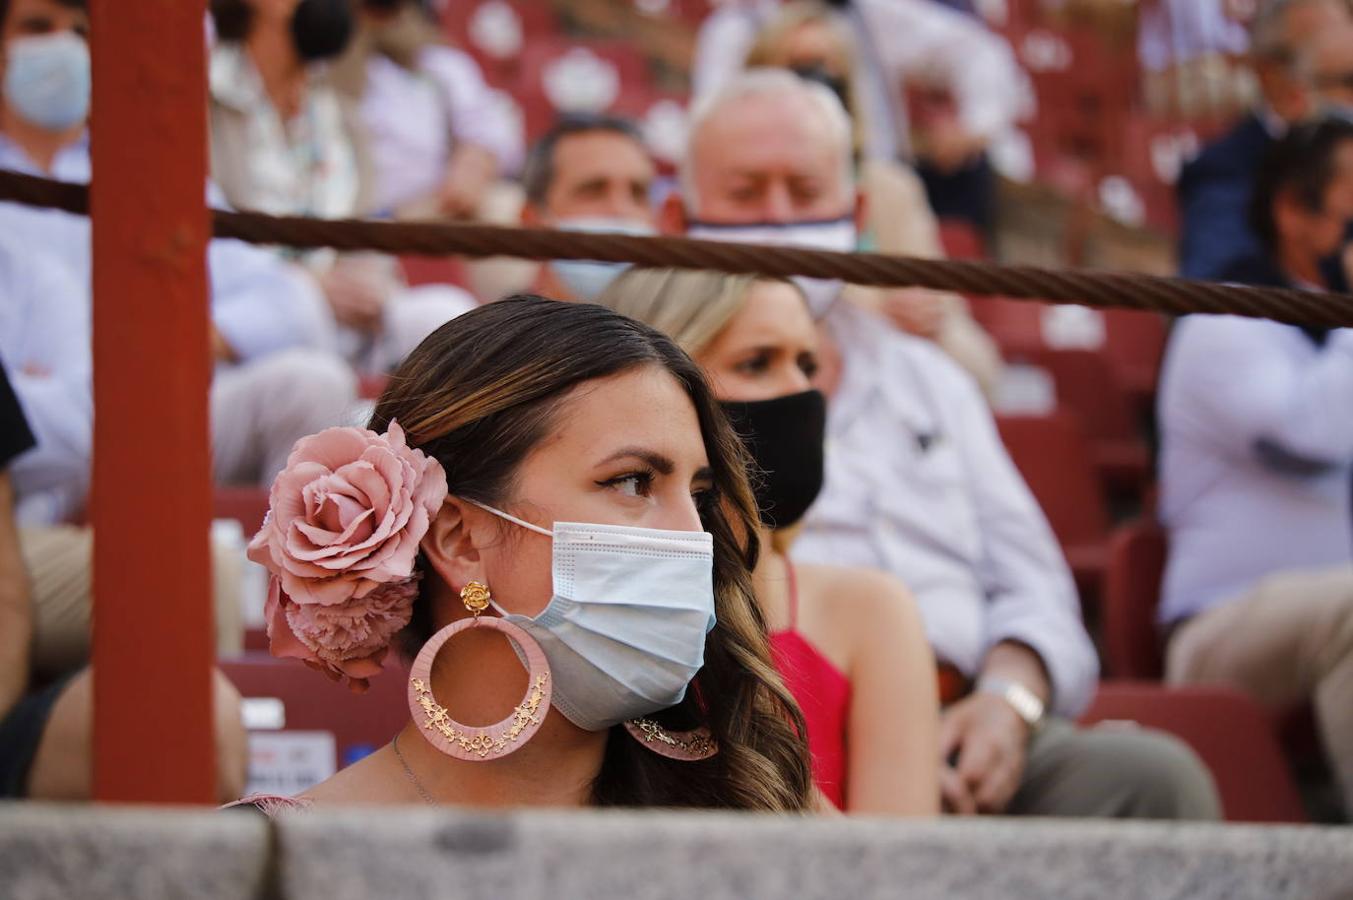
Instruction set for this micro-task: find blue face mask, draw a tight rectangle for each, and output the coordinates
[3,32,91,132]
[470,501,717,733]
[548,217,657,302]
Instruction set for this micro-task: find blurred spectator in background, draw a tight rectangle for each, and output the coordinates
[208,0,474,372]
[742,1,1003,398]
[1305,20,1353,115]
[668,69,1219,821]
[0,0,355,498]
[1159,117,1353,821]
[516,114,658,303]
[598,267,941,814]
[331,0,521,219]
[1177,0,1352,280]
[693,0,1030,233]
[0,309,247,805]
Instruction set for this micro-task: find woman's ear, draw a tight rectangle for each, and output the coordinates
[420,498,485,595]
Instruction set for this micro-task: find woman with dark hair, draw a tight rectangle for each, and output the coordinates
[236,296,815,811]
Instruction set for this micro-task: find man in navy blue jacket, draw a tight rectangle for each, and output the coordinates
[1177,0,1349,280]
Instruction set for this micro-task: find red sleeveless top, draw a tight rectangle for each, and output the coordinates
[769,563,852,809]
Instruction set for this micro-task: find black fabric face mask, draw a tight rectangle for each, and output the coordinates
[720,389,827,531]
[291,0,355,63]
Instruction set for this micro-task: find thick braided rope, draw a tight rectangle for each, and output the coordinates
[4,168,1351,328]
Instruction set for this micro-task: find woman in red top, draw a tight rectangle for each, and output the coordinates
[600,269,940,814]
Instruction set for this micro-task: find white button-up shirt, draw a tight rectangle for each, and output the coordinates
[1158,315,1353,624]
[793,302,1097,716]
[361,46,523,213]
[0,233,91,525]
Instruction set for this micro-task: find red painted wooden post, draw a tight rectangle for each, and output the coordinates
[89,0,215,803]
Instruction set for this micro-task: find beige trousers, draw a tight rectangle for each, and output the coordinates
[1166,565,1353,817]
[19,526,243,683]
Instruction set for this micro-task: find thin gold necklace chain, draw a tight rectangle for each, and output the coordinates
[391,731,436,805]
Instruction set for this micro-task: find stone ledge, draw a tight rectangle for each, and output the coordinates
[3,804,1350,900]
[0,803,270,900]
[277,810,1353,900]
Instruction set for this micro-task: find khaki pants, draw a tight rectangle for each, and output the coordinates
[1007,719,1220,819]
[1166,565,1353,818]
[212,349,358,488]
[19,526,243,683]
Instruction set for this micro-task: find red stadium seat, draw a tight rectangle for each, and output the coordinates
[1081,682,1308,823]
[213,486,271,537]
[220,653,409,772]
[513,38,652,140]
[1100,307,1170,406]
[996,411,1110,603]
[1018,348,1151,489]
[1102,519,1167,679]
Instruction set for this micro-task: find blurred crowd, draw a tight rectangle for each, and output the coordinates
[1,0,1351,825]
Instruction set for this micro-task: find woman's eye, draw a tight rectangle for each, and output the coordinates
[602,472,654,498]
[735,352,772,375]
[798,352,820,379]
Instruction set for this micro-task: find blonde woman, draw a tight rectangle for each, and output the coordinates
[598,268,940,815]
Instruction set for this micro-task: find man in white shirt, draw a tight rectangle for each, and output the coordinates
[1160,116,1353,819]
[664,69,1218,818]
[0,0,356,502]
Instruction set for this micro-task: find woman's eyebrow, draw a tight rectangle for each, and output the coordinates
[691,466,715,485]
[596,447,675,475]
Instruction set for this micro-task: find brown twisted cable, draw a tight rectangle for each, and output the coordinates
[3,168,1351,328]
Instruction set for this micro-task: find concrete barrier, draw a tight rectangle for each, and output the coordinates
[3,803,1351,900]
[0,803,269,900]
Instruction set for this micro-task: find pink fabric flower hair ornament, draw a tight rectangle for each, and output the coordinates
[246,422,448,692]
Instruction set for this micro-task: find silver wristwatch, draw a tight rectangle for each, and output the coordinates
[978,677,1046,731]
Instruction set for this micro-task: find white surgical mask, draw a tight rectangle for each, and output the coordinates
[470,500,716,732]
[686,215,857,318]
[3,32,90,132]
[549,217,657,301]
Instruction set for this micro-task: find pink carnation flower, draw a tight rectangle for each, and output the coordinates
[248,422,448,691]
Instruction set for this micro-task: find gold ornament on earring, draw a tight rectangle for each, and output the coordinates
[460,581,492,615]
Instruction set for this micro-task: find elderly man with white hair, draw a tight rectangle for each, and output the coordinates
[663,68,1220,819]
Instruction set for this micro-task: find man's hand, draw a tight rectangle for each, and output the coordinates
[879,288,947,339]
[438,144,498,219]
[938,690,1031,814]
[320,258,391,334]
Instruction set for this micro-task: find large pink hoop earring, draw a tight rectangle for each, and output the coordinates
[407,582,551,761]
[623,719,718,761]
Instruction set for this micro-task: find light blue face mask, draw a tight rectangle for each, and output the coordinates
[548,217,657,302]
[470,500,716,733]
[3,32,90,132]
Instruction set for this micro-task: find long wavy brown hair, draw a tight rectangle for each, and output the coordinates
[370,295,813,811]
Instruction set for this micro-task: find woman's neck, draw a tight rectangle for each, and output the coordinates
[751,528,791,632]
[392,714,606,809]
[245,25,307,121]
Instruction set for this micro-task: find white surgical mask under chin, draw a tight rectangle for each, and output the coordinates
[467,499,716,733]
[3,32,90,132]
[549,217,658,302]
[685,215,857,319]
